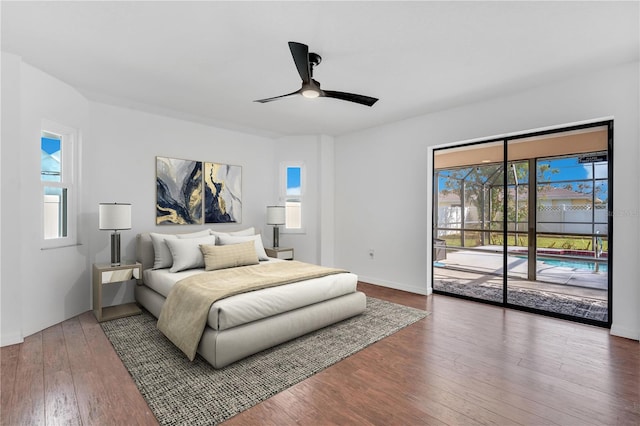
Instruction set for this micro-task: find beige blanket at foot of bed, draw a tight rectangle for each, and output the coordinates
[157,261,348,360]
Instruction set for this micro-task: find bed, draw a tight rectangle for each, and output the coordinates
[134,229,366,368]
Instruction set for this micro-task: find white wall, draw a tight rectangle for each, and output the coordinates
[318,134,336,267]
[86,103,276,307]
[272,134,335,266]
[0,57,276,343]
[336,61,640,340]
[1,55,91,344]
[1,53,24,345]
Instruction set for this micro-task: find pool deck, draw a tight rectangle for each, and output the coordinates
[434,268,607,302]
[437,247,607,291]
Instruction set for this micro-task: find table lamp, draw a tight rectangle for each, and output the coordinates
[99,203,132,266]
[266,205,286,248]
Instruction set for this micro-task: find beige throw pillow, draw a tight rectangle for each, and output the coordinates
[200,241,259,271]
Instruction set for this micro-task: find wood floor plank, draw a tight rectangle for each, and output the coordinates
[224,388,315,426]
[329,361,488,425]
[353,339,535,425]
[41,323,81,425]
[0,344,20,424]
[317,367,453,424]
[520,353,640,403]
[6,333,45,425]
[77,312,158,426]
[425,331,635,422]
[415,319,628,424]
[359,346,556,425]
[371,337,580,425]
[2,282,638,425]
[432,337,636,424]
[287,379,400,425]
[61,316,115,425]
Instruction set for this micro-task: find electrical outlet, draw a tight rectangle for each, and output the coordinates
[368,249,375,259]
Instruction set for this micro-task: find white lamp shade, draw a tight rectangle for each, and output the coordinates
[266,206,286,225]
[99,203,132,230]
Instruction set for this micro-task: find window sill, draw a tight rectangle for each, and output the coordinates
[41,242,82,250]
[281,229,306,235]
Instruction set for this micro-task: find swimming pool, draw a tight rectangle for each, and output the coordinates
[536,257,607,272]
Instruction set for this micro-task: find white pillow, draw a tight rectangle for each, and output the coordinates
[210,227,255,238]
[165,235,217,273]
[150,230,213,269]
[217,234,269,261]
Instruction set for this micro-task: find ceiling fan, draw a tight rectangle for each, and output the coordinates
[254,41,379,107]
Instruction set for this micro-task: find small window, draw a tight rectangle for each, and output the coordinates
[281,162,305,232]
[41,122,77,248]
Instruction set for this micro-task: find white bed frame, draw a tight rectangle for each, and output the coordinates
[134,232,366,368]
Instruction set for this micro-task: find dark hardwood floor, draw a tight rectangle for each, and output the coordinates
[2,282,638,425]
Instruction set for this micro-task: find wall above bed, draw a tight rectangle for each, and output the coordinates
[85,103,277,313]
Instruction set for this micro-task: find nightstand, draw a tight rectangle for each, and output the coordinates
[93,261,142,322]
[265,247,294,260]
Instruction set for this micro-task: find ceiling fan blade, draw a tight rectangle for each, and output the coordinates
[288,41,311,83]
[322,90,379,107]
[254,89,301,103]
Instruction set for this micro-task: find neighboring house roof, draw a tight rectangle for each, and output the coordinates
[537,187,591,200]
[438,192,462,204]
[40,150,61,180]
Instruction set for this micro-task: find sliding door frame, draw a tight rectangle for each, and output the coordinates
[431,119,613,328]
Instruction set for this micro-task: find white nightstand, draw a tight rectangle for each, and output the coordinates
[93,261,142,322]
[265,247,294,260]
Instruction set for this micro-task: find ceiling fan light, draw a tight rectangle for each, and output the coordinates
[301,88,320,99]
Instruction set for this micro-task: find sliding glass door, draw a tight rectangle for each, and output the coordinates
[433,141,504,303]
[432,122,612,326]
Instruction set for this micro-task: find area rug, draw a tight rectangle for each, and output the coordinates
[436,280,608,322]
[101,297,428,425]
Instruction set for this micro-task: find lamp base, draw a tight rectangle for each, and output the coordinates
[273,225,280,248]
[110,231,121,266]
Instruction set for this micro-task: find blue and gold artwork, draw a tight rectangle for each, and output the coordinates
[204,162,242,223]
[156,157,203,225]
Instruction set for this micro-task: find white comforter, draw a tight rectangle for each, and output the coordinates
[143,264,358,331]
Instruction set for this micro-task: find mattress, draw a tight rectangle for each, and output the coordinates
[142,264,358,331]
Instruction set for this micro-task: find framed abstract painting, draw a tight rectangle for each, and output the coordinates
[204,162,242,223]
[156,157,203,225]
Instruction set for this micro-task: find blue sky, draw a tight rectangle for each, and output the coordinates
[41,136,60,155]
[287,166,301,195]
[538,156,608,182]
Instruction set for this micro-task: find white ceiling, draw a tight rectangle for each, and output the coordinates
[2,1,638,137]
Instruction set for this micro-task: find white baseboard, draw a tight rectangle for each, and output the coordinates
[1,332,23,347]
[358,275,429,296]
[610,324,640,341]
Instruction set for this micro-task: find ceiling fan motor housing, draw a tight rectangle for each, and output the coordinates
[308,52,322,67]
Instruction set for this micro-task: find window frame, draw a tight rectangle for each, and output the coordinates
[41,120,78,249]
[279,161,306,234]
